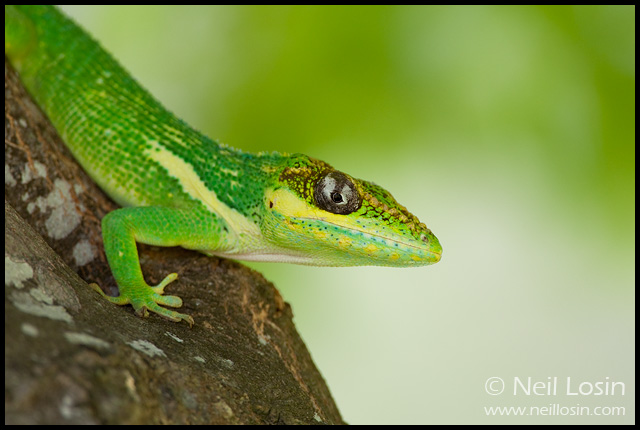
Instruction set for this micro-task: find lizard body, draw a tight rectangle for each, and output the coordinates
[5,5,442,325]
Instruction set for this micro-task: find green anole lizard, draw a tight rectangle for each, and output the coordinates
[5,5,442,326]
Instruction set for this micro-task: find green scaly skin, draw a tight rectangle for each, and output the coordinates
[5,5,442,325]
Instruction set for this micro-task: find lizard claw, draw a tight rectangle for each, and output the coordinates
[88,275,194,327]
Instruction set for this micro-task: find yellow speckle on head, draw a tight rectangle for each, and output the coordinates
[284,166,312,176]
[338,236,352,249]
[365,244,378,254]
[315,231,328,240]
[286,220,299,231]
[411,254,422,262]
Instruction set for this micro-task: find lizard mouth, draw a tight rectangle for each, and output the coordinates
[302,217,442,262]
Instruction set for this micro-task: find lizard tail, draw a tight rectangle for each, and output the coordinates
[5,5,40,69]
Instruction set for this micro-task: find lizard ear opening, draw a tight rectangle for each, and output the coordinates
[314,171,361,215]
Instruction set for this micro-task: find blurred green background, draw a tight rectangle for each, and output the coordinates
[62,5,635,424]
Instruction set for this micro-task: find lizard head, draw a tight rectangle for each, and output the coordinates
[260,154,442,266]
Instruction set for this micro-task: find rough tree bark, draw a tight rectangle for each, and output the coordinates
[5,58,345,425]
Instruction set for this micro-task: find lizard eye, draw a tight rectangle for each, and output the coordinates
[314,171,361,214]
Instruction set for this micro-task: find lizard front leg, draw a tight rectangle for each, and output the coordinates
[92,206,228,326]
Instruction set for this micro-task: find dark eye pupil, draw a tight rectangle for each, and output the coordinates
[331,192,344,203]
